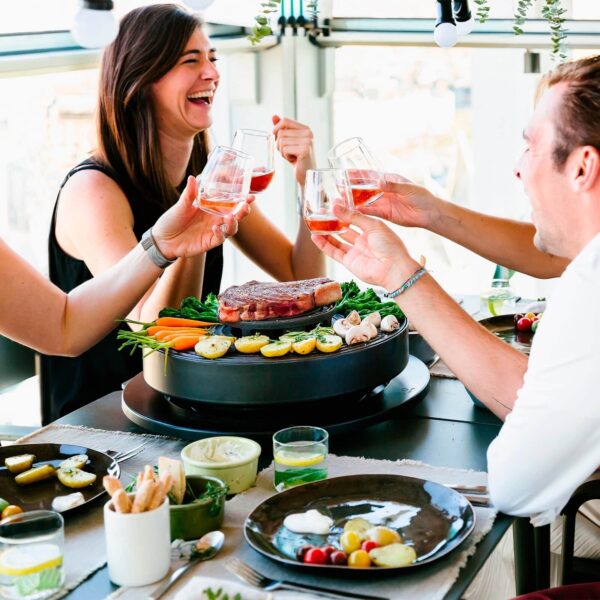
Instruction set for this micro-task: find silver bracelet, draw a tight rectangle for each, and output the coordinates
[383,267,427,299]
[140,228,176,269]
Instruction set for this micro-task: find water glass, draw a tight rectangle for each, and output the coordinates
[231,129,275,193]
[0,511,65,599]
[195,145,253,216]
[480,278,517,316]
[302,169,354,235]
[327,137,384,206]
[273,426,329,491]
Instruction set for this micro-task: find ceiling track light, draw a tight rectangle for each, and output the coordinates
[71,0,118,49]
[434,0,458,48]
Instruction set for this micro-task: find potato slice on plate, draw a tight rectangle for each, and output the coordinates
[343,517,372,540]
[5,454,36,474]
[235,334,270,354]
[369,543,417,568]
[57,467,97,489]
[316,334,343,353]
[59,454,88,470]
[195,337,231,359]
[366,525,402,546]
[15,464,56,485]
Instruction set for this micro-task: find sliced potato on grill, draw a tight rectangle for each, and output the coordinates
[195,337,231,359]
[235,334,270,354]
[260,340,292,358]
[316,334,343,353]
[292,337,316,355]
[279,331,308,342]
[57,467,97,489]
[212,334,237,344]
[59,454,88,470]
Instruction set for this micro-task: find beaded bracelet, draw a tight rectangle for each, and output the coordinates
[383,266,428,299]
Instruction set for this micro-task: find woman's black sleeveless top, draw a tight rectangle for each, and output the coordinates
[43,158,223,421]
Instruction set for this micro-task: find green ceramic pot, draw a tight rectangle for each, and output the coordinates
[169,475,226,541]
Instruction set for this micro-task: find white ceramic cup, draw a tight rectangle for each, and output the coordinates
[103,494,171,587]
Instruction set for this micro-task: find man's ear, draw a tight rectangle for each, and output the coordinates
[572,145,600,192]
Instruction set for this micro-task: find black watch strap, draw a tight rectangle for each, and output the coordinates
[141,228,176,269]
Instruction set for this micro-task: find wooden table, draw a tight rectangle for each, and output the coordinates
[58,372,515,600]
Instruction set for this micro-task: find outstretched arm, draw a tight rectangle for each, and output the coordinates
[0,177,251,356]
[361,175,569,279]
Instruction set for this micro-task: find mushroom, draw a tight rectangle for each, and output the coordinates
[345,322,378,345]
[381,315,400,332]
[362,311,381,328]
[333,310,362,337]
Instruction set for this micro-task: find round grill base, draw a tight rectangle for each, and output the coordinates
[122,355,430,438]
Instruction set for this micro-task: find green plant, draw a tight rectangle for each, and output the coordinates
[250,0,569,61]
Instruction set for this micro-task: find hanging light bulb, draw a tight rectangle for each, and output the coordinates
[181,0,217,11]
[434,0,458,48]
[71,0,118,49]
[453,0,474,36]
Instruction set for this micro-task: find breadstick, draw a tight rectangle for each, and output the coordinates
[147,480,166,511]
[159,472,174,495]
[144,465,154,482]
[131,479,154,513]
[103,475,122,497]
[136,471,144,490]
[112,488,132,514]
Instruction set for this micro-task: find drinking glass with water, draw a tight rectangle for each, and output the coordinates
[273,426,329,491]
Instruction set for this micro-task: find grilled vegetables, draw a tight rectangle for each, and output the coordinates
[15,464,56,485]
[5,454,35,474]
[56,468,97,489]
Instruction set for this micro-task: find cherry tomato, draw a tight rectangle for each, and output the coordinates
[516,317,532,332]
[525,312,536,320]
[531,320,540,333]
[329,550,348,566]
[348,549,371,568]
[1,505,23,520]
[296,545,313,562]
[340,531,361,554]
[304,547,328,565]
[321,545,336,557]
[361,540,379,553]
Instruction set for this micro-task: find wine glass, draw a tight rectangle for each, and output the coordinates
[302,169,354,235]
[195,146,253,216]
[327,137,384,206]
[231,129,275,193]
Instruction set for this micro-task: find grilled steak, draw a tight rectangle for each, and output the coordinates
[219,278,342,322]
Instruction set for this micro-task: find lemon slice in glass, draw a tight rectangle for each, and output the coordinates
[0,544,62,577]
[274,450,325,467]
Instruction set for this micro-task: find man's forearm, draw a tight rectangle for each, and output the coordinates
[431,201,569,279]
[387,266,527,419]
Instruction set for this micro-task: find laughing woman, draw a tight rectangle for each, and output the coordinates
[44,4,323,420]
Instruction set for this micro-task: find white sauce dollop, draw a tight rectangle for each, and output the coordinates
[52,492,85,512]
[283,510,333,535]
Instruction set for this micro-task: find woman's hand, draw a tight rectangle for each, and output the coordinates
[152,176,254,260]
[359,174,442,229]
[272,115,315,187]
[311,206,420,291]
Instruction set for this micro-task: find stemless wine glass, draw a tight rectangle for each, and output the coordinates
[303,168,354,235]
[327,137,384,207]
[195,145,253,216]
[231,129,275,193]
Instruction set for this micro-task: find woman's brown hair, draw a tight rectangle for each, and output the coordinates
[96,3,209,209]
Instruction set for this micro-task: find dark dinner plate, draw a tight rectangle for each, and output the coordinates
[479,314,534,355]
[245,474,475,573]
[0,443,119,515]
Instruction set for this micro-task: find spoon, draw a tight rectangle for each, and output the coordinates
[149,530,225,600]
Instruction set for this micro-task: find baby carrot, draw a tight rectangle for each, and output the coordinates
[168,335,205,351]
[154,328,207,341]
[155,317,215,328]
[161,332,208,343]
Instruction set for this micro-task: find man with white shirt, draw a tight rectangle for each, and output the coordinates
[312,55,600,591]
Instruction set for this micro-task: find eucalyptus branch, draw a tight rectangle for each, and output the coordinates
[473,0,491,23]
[248,0,281,45]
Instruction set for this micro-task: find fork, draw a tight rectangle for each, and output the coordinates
[106,442,147,464]
[225,558,389,600]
